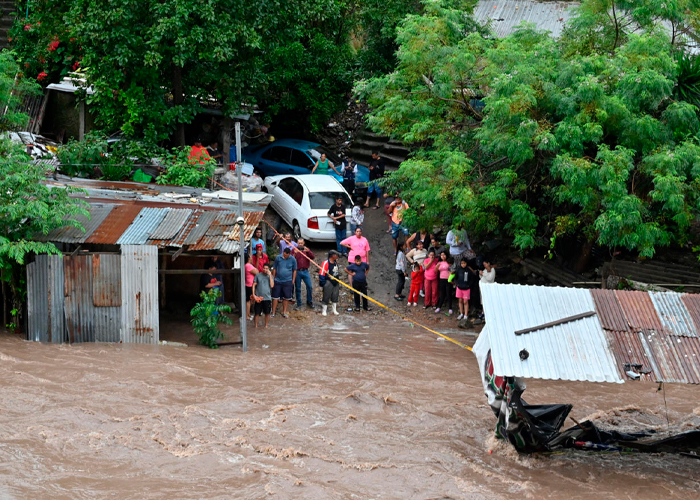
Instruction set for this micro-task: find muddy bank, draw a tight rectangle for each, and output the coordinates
[1,318,699,499]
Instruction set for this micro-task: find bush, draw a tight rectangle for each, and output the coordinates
[56,132,111,177]
[156,146,215,188]
[190,289,233,349]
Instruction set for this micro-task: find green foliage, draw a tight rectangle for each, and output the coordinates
[359,0,700,258]
[675,52,700,108]
[0,52,41,132]
[156,147,214,188]
[190,289,233,349]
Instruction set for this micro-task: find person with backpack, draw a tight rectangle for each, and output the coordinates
[319,250,341,316]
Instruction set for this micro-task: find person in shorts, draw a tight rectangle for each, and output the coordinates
[252,263,274,328]
[271,247,297,318]
[454,257,476,320]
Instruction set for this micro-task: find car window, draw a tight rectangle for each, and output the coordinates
[309,192,352,210]
[307,147,341,166]
[289,149,313,169]
[278,178,304,205]
[262,146,292,164]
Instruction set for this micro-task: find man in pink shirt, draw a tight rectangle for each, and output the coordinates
[340,227,371,264]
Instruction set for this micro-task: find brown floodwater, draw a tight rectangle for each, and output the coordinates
[0,313,699,500]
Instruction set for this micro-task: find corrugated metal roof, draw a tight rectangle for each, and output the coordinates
[167,209,204,247]
[148,208,192,240]
[591,289,630,331]
[188,211,264,254]
[86,205,143,244]
[37,203,113,243]
[183,211,218,245]
[640,330,700,384]
[474,284,623,383]
[473,0,578,38]
[681,294,700,333]
[116,208,168,245]
[650,291,697,337]
[615,290,664,331]
[606,330,657,383]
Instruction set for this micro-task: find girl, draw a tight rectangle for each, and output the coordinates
[455,258,476,320]
[435,251,453,314]
[408,262,424,306]
[350,198,365,232]
[395,241,407,301]
[422,250,439,308]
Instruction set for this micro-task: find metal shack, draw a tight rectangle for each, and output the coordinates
[26,177,270,344]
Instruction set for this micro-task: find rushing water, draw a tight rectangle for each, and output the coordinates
[0,315,699,499]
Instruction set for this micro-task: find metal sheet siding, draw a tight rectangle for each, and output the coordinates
[479,284,623,383]
[120,245,159,344]
[473,0,578,38]
[86,205,143,244]
[591,289,630,331]
[93,306,120,342]
[92,254,121,306]
[63,255,95,343]
[649,291,697,337]
[681,294,700,333]
[149,209,192,240]
[615,290,664,331]
[117,208,168,245]
[27,254,66,343]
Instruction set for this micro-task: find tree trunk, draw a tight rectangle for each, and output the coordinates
[575,239,594,274]
[172,63,186,146]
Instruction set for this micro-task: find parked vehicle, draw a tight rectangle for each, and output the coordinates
[243,139,369,187]
[263,174,353,242]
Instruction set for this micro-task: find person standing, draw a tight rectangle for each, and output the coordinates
[446,226,474,261]
[244,253,259,321]
[350,198,364,232]
[250,227,266,254]
[292,238,315,310]
[405,240,428,266]
[319,250,341,316]
[406,229,433,251]
[455,258,476,320]
[394,241,407,301]
[341,156,357,196]
[328,195,347,256]
[388,195,410,254]
[346,255,371,311]
[423,250,439,308]
[276,232,298,254]
[311,152,339,175]
[364,152,385,209]
[251,243,269,272]
[340,227,371,264]
[435,251,453,315]
[252,263,274,328]
[428,237,447,261]
[480,259,496,284]
[408,262,424,306]
[200,257,225,304]
[271,247,297,318]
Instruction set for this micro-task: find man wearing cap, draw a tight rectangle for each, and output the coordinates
[319,250,341,316]
[327,195,347,257]
[293,237,315,310]
[271,247,297,318]
[251,243,269,272]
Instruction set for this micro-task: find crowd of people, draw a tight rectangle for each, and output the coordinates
[234,151,496,328]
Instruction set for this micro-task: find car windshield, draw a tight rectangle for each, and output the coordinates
[309,192,352,210]
[307,146,341,165]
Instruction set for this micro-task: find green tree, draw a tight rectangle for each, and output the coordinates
[190,289,232,349]
[0,51,41,131]
[359,0,700,261]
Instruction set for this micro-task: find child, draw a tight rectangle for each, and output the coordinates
[435,251,453,314]
[422,250,439,308]
[454,258,476,320]
[252,262,274,328]
[408,262,424,306]
[394,241,407,301]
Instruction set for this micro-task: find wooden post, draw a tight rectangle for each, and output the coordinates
[222,116,232,170]
[78,100,86,141]
[159,253,167,308]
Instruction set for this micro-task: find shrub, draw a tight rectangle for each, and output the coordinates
[156,147,214,188]
[190,289,233,349]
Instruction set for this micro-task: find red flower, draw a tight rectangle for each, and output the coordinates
[37,71,48,81]
[72,60,80,70]
[47,39,59,52]
[24,24,31,31]
[69,37,76,43]
[24,62,29,68]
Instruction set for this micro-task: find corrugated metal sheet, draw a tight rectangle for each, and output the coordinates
[148,209,192,240]
[37,204,114,243]
[27,255,66,343]
[640,330,700,384]
[189,210,265,254]
[86,204,143,244]
[167,209,204,247]
[63,255,95,343]
[183,211,218,245]
[681,294,700,333]
[474,284,623,383]
[117,208,168,245]
[473,0,578,38]
[591,289,630,331]
[606,330,658,383]
[615,290,664,331]
[120,245,159,344]
[92,254,121,307]
[649,291,697,337]
[94,306,120,343]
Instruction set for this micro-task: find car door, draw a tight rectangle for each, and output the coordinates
[289,149,315,174]
[285,178,306,230]
[260,146,293,175]
[274,177,297,223]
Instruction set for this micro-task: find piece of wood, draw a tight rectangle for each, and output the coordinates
[158,269,239,275]
[514,311,597,336]
[79,101,86,141]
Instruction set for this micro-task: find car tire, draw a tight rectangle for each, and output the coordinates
[293,220,302,241]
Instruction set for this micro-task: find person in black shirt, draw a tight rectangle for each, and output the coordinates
[201,256,225,304]
[328,195,347,257]
[346,255,371,311]
[341,155,357,197]
[364,152,385,209]
[206,141,223,166]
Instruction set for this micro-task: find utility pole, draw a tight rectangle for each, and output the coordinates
[235,122,247,352]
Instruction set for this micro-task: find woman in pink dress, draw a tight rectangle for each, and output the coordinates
[340,227,371,264]
[422,251,439,308]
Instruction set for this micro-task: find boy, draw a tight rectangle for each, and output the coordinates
[346,254,371,311]
[252,263,274,328]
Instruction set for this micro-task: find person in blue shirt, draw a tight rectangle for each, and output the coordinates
[250,227,266,254]
[271,247,297,318]
[346,255,371,311]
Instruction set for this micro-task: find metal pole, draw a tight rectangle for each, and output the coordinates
[235,122,247,352]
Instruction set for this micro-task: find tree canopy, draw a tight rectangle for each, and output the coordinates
[358,0,700,259]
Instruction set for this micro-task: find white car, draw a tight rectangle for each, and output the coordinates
[263,174,353,242]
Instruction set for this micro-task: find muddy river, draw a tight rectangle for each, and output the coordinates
[1,313,699,499]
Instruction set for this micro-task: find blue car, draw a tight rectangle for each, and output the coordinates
[242,139,369,185]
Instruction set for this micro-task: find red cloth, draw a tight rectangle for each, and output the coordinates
[188,145,211,165]
[408,284,422,303]
[424,278,438,307]
[252,253,269,272]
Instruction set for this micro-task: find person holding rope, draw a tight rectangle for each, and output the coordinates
[319,250,341,316]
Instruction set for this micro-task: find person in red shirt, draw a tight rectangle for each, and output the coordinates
[408,262,424,306]
[251,244,269,272]
[188,138,211,165]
